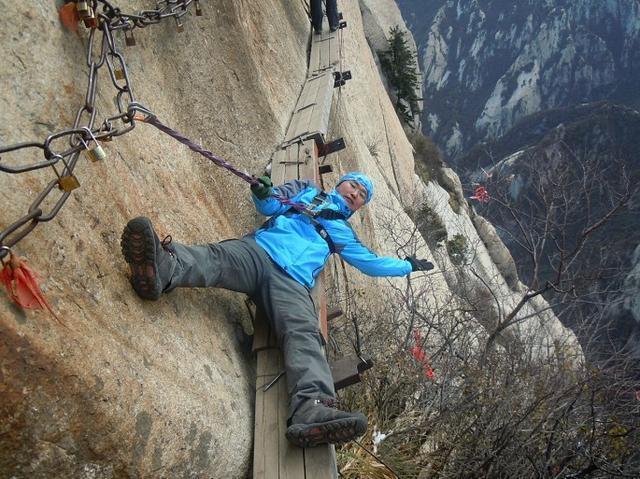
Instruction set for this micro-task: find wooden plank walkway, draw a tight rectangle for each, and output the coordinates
[309,29,341,78]
[252,12,345,479]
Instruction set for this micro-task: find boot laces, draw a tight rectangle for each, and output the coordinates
[313,398,337,408]
[161,235,176,258]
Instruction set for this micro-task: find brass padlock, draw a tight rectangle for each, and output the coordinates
[58,174,81,192]
[83,8,98,29]
[76,1,90,17]
[114,68,125,81]
[81,127,106,162]
[53,157,81,193]
[195,0,203,16]
[125,29,136,46]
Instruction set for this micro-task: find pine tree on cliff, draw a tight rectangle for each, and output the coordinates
[379,26,420,124]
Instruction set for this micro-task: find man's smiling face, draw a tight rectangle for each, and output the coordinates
[336,179,368,211]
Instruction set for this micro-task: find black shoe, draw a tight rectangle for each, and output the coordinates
[286,399,367,448]
[121,216,175,300]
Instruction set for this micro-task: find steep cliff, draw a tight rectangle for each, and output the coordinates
[359,0,423,130]
[0,1,579,477]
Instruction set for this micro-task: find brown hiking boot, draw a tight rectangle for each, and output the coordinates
[120,216,175,300]
[285,399,367,448]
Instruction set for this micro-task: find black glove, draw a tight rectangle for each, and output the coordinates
[405,256,434,272]
[251,175,273,200]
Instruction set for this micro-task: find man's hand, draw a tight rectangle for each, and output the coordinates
[251,175,273,200]
[405,256,434,272]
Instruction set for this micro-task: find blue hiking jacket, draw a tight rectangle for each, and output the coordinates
[251,179,413,288]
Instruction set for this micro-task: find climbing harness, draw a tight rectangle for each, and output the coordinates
[130,105,322,216]
[297,192,347,254]
[257,191,347,254]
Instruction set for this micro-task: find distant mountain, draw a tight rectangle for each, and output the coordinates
[398,0,640,161]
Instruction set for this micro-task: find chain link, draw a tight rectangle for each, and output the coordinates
[0,0,202,258]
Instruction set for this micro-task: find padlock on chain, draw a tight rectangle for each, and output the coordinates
[175,16,184,33]
[114,68,126,81]
[80,127,106,162]
[124,28,136,46]
[82,7,98,29]
[75,0,98,29]
[52,156,81,192]
[76,1,90,17]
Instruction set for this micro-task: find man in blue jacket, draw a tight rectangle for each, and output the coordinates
[121,172,433,448]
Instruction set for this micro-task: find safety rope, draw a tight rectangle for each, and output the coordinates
[132,105,258,186]
[130,105,309,212]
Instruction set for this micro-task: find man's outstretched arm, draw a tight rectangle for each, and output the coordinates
[330,223,430,277]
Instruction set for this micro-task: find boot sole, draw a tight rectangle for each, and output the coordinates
[121,217,162,300]
[286,417,366,448]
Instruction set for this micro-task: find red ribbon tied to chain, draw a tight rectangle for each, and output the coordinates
[59,1,80,33]
[1,249,60,322]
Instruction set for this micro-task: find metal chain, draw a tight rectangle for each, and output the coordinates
[0,0,202,259]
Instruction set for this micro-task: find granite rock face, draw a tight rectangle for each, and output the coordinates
[0,1,309,477]
[360,0,423,131]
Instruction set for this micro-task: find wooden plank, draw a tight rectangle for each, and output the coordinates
[318,38,330,72]
[305,73,333,144]
[293,140,316,186]
[254,348,283,479]
[271,149,288,186]
[310,36,320,73]
[257,350,283,380]
[253,308,273,353]
[278,141,314,182]
[310,31,339,76]
[264,350,283,479]
[292,82,317,134]
[291,105,315,141]
[254,374,267,478]
[304,445,338,479]
[278,358,305,479]
[282,143,301,181]
[317,73,335,140]
[286,73,330,143]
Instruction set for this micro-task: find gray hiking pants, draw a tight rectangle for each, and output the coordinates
[163,236,335,418]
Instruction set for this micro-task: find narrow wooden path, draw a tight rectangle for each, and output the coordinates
[252,11,348,479]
